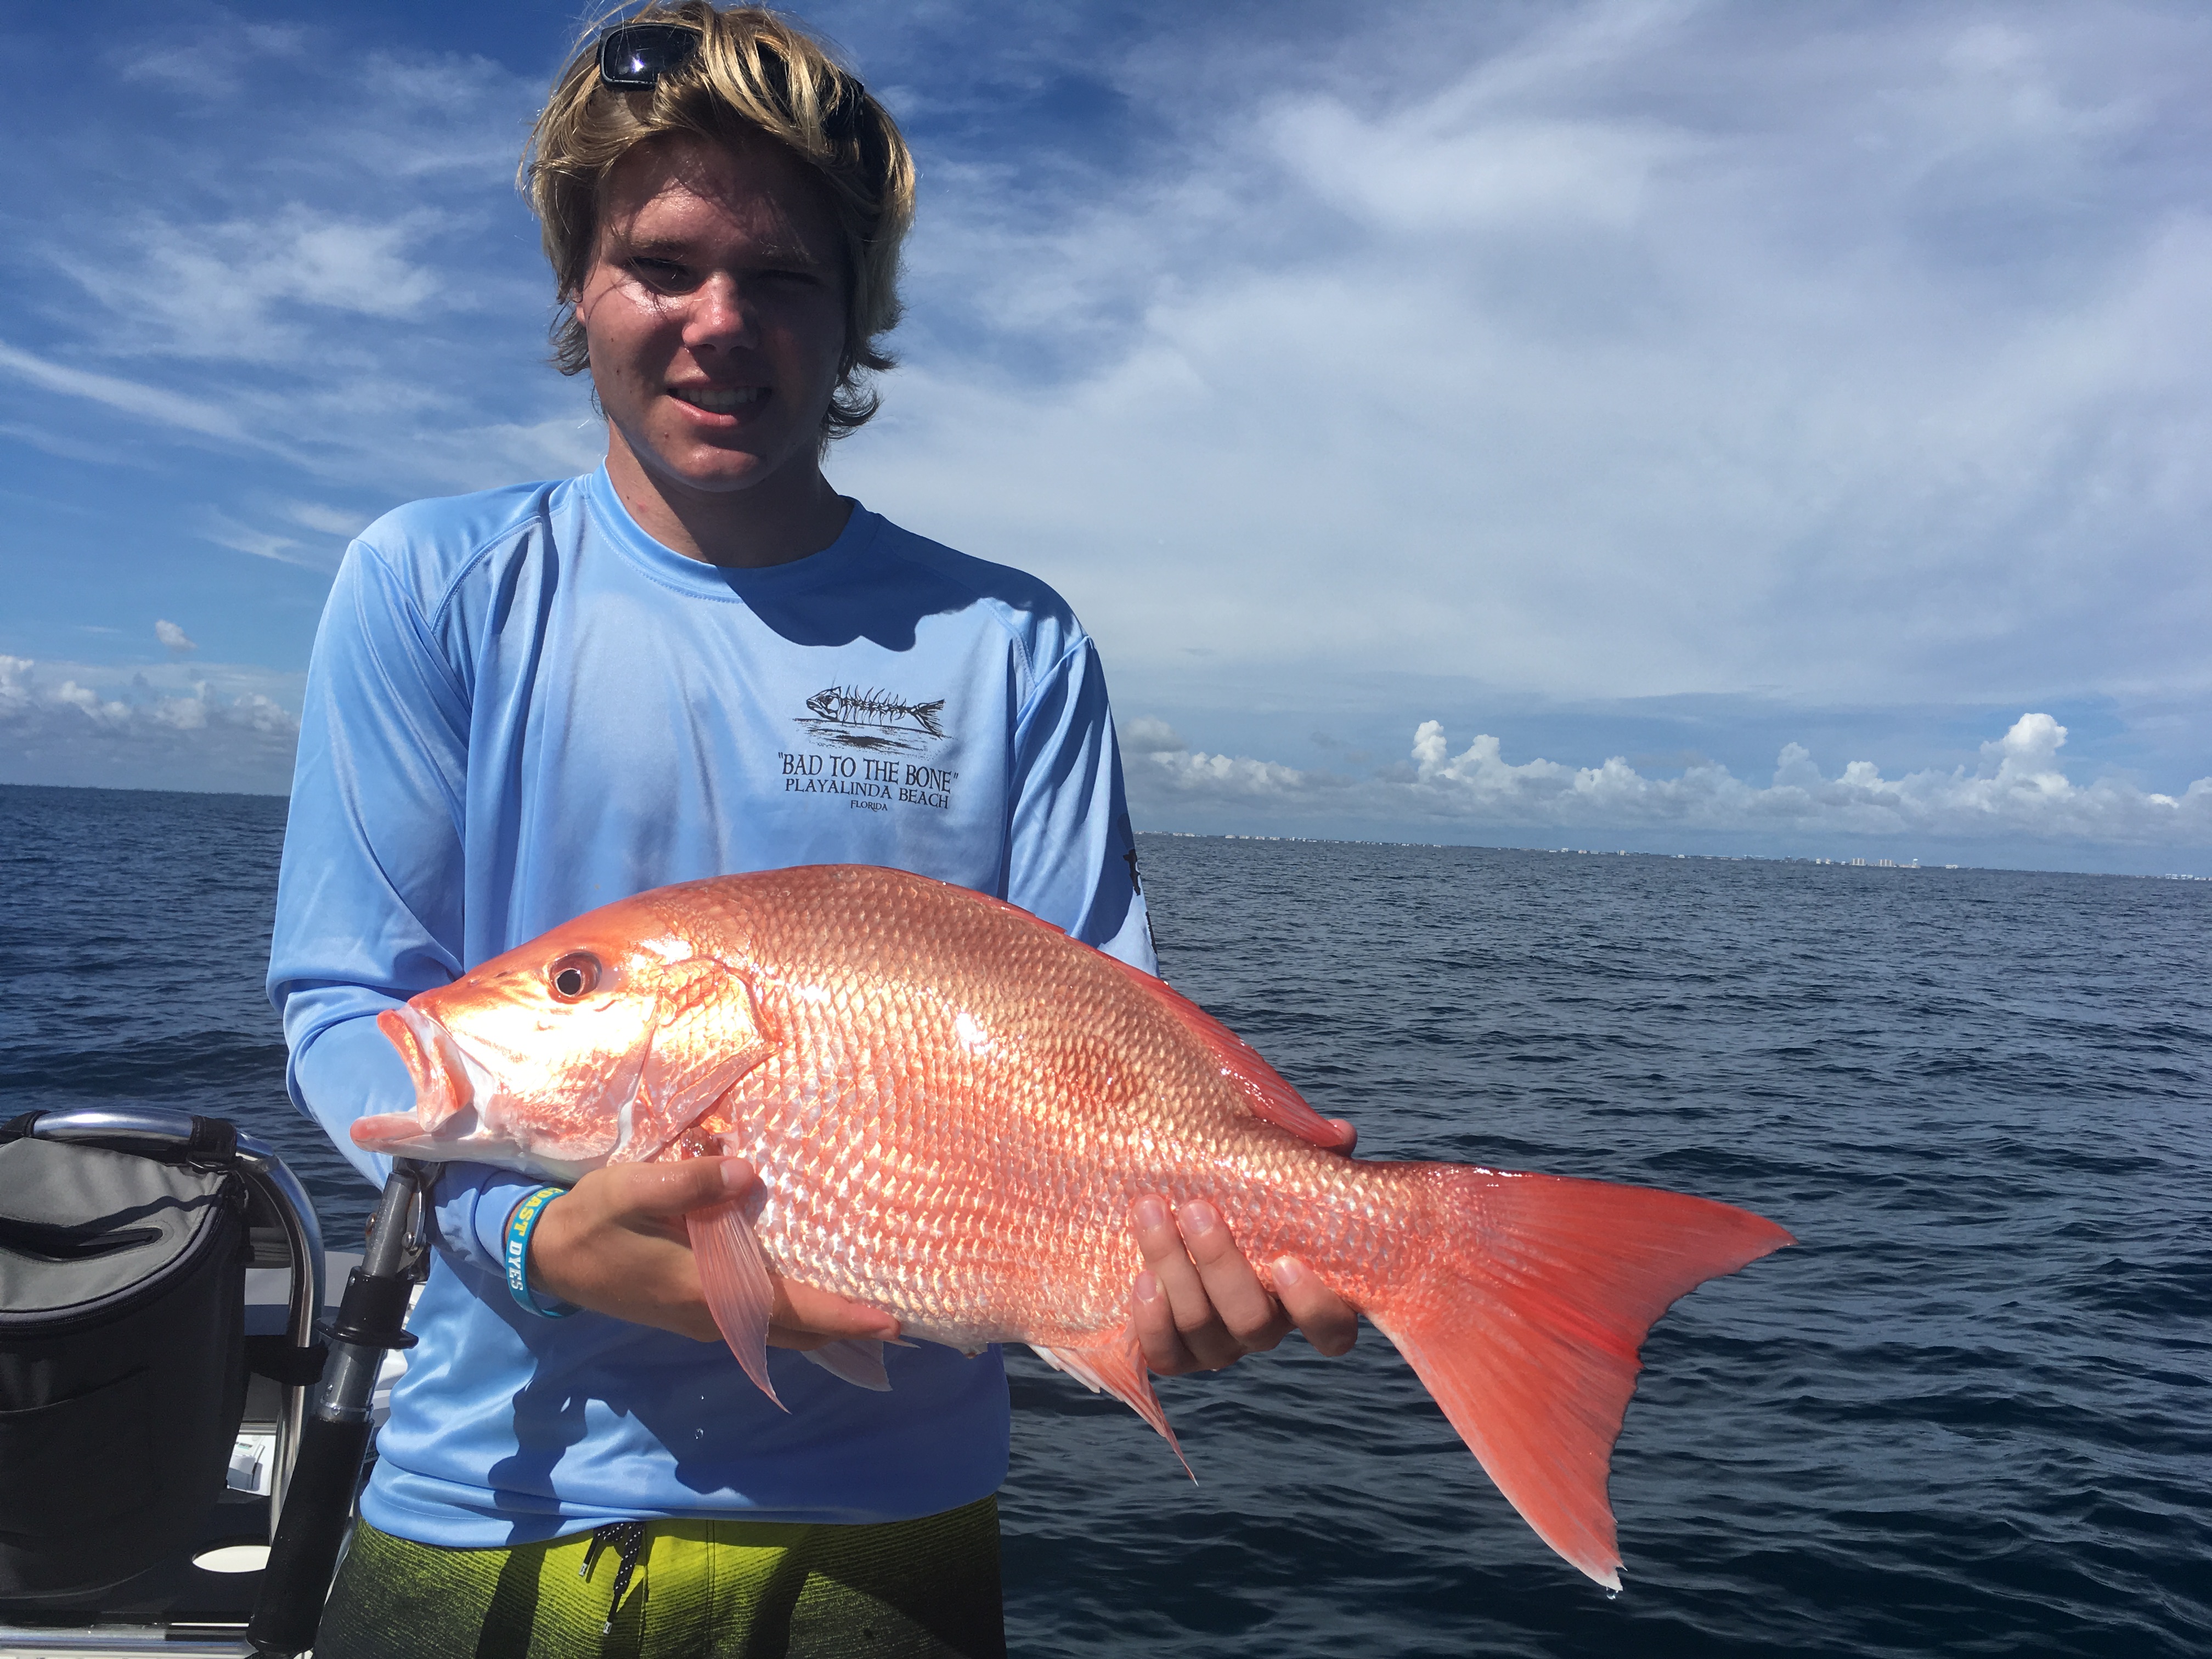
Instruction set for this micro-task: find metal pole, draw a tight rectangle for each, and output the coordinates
[231,1141,326,1531]
[247,1159,430,1658]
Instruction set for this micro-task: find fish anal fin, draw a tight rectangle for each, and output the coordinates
[1030,1331,1193,1481]
[802,1338,892,1391]
[686,1200,785,1410]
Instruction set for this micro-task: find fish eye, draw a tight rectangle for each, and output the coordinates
[548,952,601,1002]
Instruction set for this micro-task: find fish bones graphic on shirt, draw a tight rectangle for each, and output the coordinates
[797,686,947,753]
[354,864,1793,1591]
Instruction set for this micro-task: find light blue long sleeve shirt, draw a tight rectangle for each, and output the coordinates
[267,466,1153,1545]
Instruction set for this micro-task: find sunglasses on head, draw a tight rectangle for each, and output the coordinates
[597,22,702,88]
[595,20,872,130]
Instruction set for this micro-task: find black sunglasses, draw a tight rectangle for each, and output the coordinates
[594,20,873,142]
[597,22,701,89]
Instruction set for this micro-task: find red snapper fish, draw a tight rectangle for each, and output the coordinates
[356,864,1791,1588]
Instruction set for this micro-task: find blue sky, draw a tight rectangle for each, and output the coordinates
[3,0,2207,873]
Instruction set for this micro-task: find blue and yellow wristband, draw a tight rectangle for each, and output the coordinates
[504,1186,580,1319]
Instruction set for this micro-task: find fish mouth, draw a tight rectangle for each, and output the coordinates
[376,1004,478,1131]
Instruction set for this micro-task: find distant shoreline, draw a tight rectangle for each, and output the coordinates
[4,782,2201,883]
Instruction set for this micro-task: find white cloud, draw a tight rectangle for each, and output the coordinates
[196,510,335,571]
[410,418,609,494]
[1119,715,1188,754]
[0,420,165,469]
[0,342,258,446]
[116,25,307,98]
[1,25,578,510]
[55,208,450,365]
[0,656,300,794]
[154,619,197,653]
[839,0,2212,721]
[275,500,373,538]
[5,0,2209,840]
[1271,103,1688,234]
[1146,747,1318,799]
[1127,712,2212,848]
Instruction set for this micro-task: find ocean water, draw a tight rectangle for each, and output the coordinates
[3,783,2207,1657]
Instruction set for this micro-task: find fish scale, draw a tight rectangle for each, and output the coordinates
[712,903,1372,1341]
[358,862,1792,1589]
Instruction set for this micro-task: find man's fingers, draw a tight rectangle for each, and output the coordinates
[1132,1268,1197,1374]
[1269,1256,1359,1357]
[1129,1194,1361,1375]
[1132,1194,1282,1370]
[1132,1194,1194,1297]
[603,1155,757,1217]
[537,1161,900,1350]
[1133,1196,1228,1360]
[1175,1200,1292,1352]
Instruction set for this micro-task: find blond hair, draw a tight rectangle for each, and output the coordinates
[522,3,915,439]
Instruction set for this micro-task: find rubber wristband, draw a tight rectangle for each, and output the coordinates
[504,1186,580,1319]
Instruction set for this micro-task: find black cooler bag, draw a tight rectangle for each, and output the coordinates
[0,1122,249,1601]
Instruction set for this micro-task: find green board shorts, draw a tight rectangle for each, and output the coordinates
[313,1495,1005,1658]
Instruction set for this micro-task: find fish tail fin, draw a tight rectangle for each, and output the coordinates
[1369,1165,1791,1589]
[1030,1330,1194,1480]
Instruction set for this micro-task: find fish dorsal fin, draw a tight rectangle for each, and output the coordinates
[1098,955,1355,1152]
[938,880,1353,1150]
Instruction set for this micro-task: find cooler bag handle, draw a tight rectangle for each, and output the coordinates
[1,1109,239,1166]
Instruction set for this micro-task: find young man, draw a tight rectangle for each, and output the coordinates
[268,7,1353,1652]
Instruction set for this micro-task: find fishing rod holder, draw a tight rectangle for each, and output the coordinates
[247,1158,432,1658]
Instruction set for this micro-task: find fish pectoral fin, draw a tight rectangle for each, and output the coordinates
[1030,1332,1193,1481]
[624,958,776,1159]
[800,1338,893,1391]
[686,1200,785,1411]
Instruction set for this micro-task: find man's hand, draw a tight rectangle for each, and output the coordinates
[1130,1192,1359,1373]
[526,1158,900,1351]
